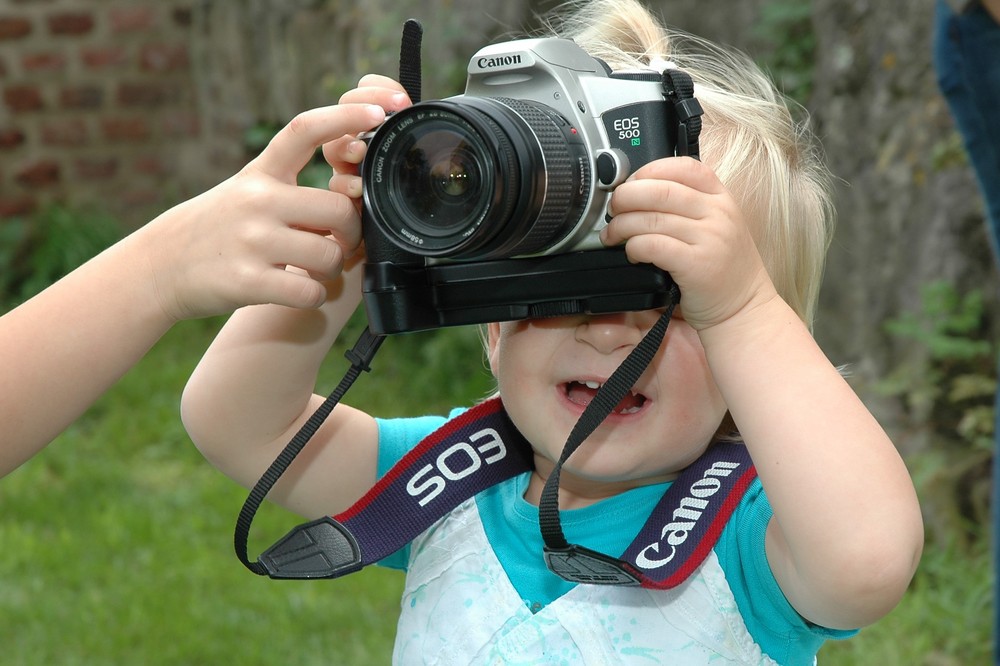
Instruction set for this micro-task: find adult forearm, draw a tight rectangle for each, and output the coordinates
[0,235,174,476]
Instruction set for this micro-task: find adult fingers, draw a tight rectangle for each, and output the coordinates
[280,185,364,251]
[234,181,363,252]
[267,227,347,280]
[252,104,385,182]
[253,268,329,310]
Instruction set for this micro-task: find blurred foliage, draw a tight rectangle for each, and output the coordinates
[752,0,816,104]
[878,281,997,544]
[0,205,125,308]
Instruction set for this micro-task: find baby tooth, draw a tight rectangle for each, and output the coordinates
[584,380,602,389]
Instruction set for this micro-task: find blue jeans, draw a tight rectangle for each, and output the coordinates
[934,0,1000,258]
[933,2,1000,662]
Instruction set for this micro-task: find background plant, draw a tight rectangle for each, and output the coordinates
[0,205,125,308]
[878,281,997,544]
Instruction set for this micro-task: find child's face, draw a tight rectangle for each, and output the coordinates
[487,309,728,498]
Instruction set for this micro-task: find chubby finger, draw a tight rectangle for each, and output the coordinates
[253,104,386,182]
[603,180,706,246]
[328,172,363,199]
[629,155,725,194]
[357,73,408,92]
[323,135,368,175]
[608,178,706,218]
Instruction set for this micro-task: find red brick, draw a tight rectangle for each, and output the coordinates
[133,155,167,176]
[47,12,94,36]
[117,81,172,107]
[0,17,32,40]
[60,85,103,109]
[102,117,151,142]
[110,7,154,33]
[41,118,88,146]
[172,8,192,27]
[15,160,61,187]
[0,195,37,219]
[81,45,127,69]
[162,113,199,137]
[0,127,25,149]
[22,51,67,73]
[74,157,118,180]
[139,43,188,72]
[3,85,43,112]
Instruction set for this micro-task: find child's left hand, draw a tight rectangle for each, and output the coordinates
[601,156,778,332]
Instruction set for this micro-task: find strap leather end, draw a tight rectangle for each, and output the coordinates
[260,517,362,580]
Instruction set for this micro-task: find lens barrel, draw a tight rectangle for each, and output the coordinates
[362,97,590,259]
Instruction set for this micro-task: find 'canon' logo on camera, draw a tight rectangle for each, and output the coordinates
[477,54,522,69]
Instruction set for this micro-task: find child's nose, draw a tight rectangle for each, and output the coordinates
[574,312,645,354]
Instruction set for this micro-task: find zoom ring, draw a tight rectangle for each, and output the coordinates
[493,97,589,255]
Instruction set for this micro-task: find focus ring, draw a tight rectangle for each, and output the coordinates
[493,97,586,255]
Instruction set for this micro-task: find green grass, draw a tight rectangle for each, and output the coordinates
[0,314,494,665]
[0,314,992,664]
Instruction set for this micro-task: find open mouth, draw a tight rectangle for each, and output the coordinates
[563,380,648,415]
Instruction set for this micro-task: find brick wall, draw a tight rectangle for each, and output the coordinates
[0,0,210,226]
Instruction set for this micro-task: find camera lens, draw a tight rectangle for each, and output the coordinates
[394,125,490,236]
[363,97,590,259]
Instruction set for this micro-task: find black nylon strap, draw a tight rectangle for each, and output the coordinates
[233,328,384,575]
[538,285,679,553]
[233,19,423,576]
[539,69,703,582]
[398,19,423,103]
[662,69,702,159]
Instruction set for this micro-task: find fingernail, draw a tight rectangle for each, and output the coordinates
[390,93,408,108]
[348,176,363,197]
[366,104,386,122]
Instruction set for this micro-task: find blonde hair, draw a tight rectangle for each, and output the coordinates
[539,0,835,329]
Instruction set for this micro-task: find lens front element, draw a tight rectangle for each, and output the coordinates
[395,123,491,238]
[363,98,589,259]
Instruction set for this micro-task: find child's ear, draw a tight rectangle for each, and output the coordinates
[486,322,501,377]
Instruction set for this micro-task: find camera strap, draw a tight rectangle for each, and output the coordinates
[251,387,756,589]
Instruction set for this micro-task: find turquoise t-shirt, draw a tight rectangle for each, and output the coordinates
[374,411,854,665]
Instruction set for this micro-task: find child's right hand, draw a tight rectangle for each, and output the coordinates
[136,103,386,323]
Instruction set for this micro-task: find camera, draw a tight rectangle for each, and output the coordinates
[361,37,702,334]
